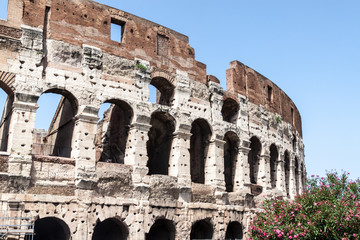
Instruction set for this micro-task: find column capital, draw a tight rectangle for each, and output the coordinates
[131,122,152,131]
[239,146,251,154]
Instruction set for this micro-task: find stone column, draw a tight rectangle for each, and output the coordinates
[258,154,270,189]
[72,106,99,188]
[276,159,285,192]
[173,70,191,108]
[7,93,38,178]
[205,137,226,191]
[289,153,297,199]
[233,146,251,192]
[168,124,192,186]
[124,117,151,185]
[297,169,303,194]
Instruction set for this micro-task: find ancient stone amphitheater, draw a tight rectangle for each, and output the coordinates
[0,0,305,239]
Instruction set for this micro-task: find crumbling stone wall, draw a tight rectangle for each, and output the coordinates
[0,0,305,239]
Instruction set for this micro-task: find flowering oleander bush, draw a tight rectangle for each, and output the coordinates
[249,171,360,240]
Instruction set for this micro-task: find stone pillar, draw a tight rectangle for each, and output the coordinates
[276,159,285,192]
[258,154,270,189]
[297,169,303,194]
[205,137,226,191]
[233,146,251,192]
[72,106,99,188]
[289,153,297,199]
[7,93,38,178]
[168,124,191,185]
[173,70,190,108]
[124,117,151,185]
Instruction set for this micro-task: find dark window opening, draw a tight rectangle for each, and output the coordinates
[146,219,175,240]
[224,131,239,192]
[97,100,133,164]
[291,107,294,125]
[111,18,125,42]
[33,91,77,158]
[270,144,278,189]
[92,218,128,240]
[157,34,169,56]
[221,98,239,124]
[301,163,306,190]
[31,217,70,240]
[190,119,212,184]
[292,134,297,151]
[225,221,243,240]
[190,219,213,240]
[0,0,8,20]
[147,112,175,175]
[150,77,174,106]
[248,137,261,184]
[267,85,273,102]
[284,150,290,197]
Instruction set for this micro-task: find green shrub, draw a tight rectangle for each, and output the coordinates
[249,171,360,239]
[136,63,147,72]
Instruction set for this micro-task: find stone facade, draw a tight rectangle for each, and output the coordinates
[0,0,305,239]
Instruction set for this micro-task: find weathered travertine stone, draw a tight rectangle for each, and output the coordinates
[0,0,305,239]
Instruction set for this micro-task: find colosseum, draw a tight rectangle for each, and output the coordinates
[0,0,305,239]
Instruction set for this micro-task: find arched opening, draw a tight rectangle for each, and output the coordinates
[146,219,175,240]
[96,100,133,163]
[292,134,297,151]
[190,119,212,184]
[248,137,261,184]
[223,131,239,192]
[301,163,306,190]
[92,218,128,240]
[150,76,174,106]
[146,112,175,175]
[0,87,13,152]
[33,90,77,158]
[221,98,239,124]
[284,150,290,197]
[269,144,278,189]
[32,217,70,240]
[225,221,243,240]
[190,219,213,240]
[295,157,299,195]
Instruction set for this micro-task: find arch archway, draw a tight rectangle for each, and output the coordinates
[146,219,175,240]
[190,119,212,184]
[223,131,239,192]
[97,100,133,163]
[270,144,278,188]
[190,219,213,240]
[32,217,70,240]
[34,89,78,157]
[0,88,13,152]
[147,111,175,175]
[225,221,243,240]
[248,136,262,184]
[150,76,174,106]
[92,218,128,240]
[221,98,239,124]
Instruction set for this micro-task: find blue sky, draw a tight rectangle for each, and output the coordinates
[0,1,8,20]
[1,1,359,179]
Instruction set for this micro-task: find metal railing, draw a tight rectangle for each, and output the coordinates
[0,211,34,240]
